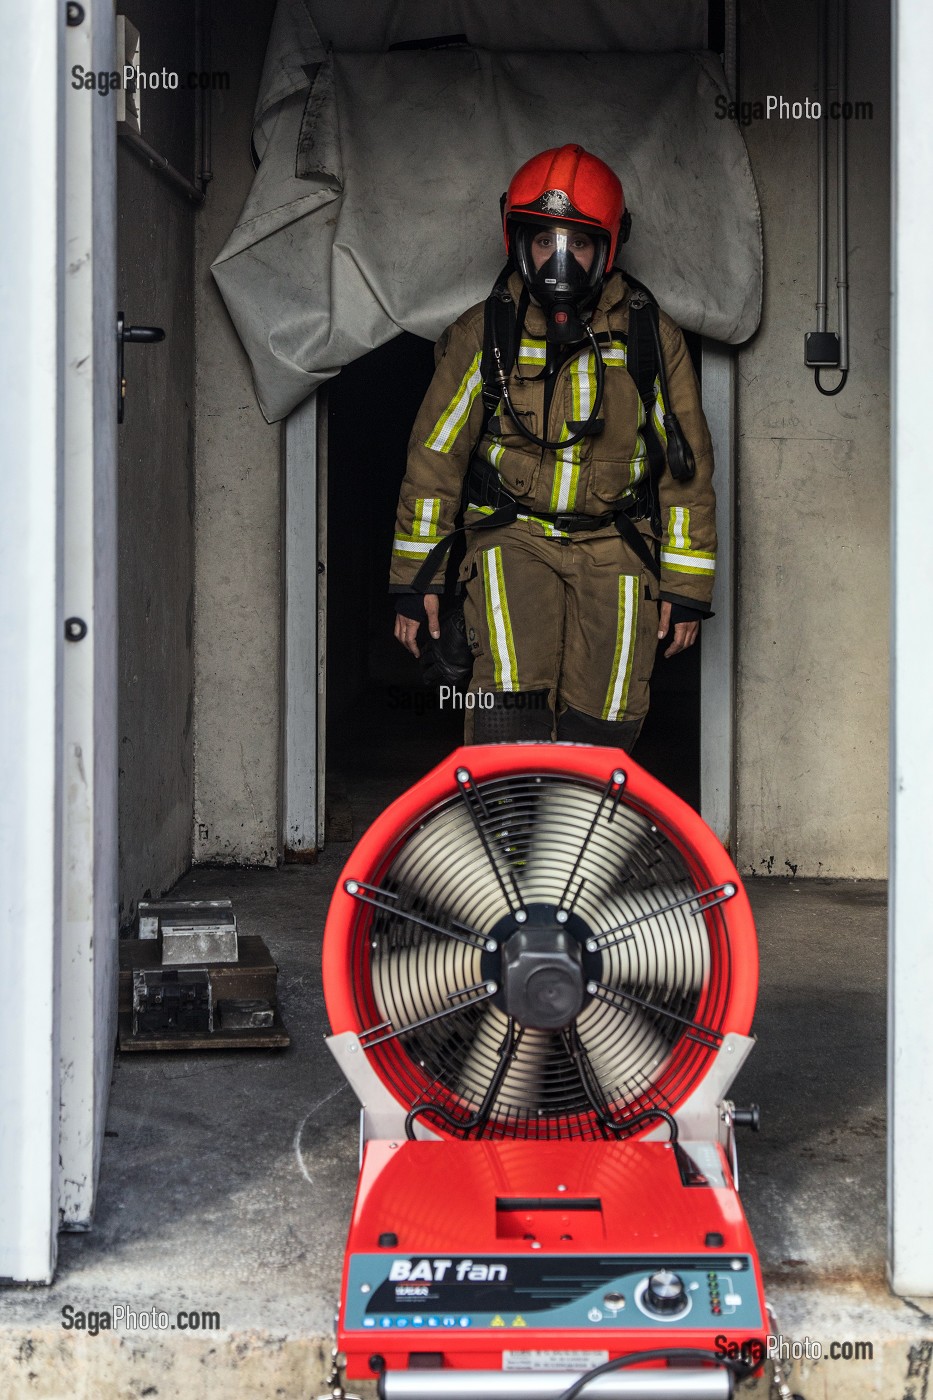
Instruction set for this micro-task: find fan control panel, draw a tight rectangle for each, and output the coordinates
[343,1254,762,1333]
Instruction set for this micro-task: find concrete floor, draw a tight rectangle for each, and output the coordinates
[1,732,929,1398]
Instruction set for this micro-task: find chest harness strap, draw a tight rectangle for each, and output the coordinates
[409,272,696,594]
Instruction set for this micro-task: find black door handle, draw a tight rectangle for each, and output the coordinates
[117,311,165,423]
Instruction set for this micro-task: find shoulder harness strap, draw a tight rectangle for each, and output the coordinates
[480,266,528,428]
[620,268,696,485]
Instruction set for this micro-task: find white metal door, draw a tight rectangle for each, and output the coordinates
[699,342,736,848]
[0,0,67,1283]
[284,392,328,855]
[889,0,933,1296]
[58,0,119,1229]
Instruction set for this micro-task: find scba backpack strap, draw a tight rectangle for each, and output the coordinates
[480,267,528,427]
[622,270,696,485]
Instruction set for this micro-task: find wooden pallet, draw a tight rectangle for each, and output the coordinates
[118,935,290,1051]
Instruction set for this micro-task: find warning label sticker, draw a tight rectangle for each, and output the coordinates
[503,1350,610,1373]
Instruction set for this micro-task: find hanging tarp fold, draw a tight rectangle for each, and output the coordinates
[215,3,762,424]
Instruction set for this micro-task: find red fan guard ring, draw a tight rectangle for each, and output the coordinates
[322,744,759,1139]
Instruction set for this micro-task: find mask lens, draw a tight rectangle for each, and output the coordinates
[514,223,607,310]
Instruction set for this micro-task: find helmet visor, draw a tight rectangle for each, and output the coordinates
[512,221,609,306]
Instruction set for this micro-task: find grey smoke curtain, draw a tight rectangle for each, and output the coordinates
[213,0,762,423]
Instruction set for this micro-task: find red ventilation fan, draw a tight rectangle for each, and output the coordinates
[322,746,768,1400]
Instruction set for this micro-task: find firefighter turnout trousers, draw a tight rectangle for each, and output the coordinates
[460,521,658,741]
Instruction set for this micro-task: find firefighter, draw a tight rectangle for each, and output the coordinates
[390,144,715,750]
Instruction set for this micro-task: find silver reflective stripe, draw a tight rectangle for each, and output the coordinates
[380,1367,733,1400]
[668,506,691,550]
[603,574,640,721]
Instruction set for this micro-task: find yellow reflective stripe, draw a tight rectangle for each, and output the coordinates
[578,346,598,423]
[392,539,435,557]
[426,351,483,452]
[394,497,443,557]
[549,423,574,512]
[469,505,568,538]
[517,337,547,366]
[485,440,505,469]
[413,497,441,537]
[667,506,691,550]
[625,397,648,486]
[482,547,518,691]
[549,349,594,512]
[660,547,715,575]
[603,575,639,721]
[651,375,668,446]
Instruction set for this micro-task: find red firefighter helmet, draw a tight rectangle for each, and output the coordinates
[503,144,629,267]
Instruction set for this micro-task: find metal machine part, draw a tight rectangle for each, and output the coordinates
[161,922,239,965]
[159,901,238,965]
[322,746,765,1394]
[217,998,274,1029]
[132,968,213,1034]
[138,898,238,965]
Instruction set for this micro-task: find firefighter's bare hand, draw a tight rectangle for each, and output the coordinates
[394,594,441,659]
[658,601,700,659]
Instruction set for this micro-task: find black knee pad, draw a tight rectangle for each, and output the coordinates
[468,690,553,743]
[556,706,643,754]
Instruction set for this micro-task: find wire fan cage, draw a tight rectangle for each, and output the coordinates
[324,750,756,1143]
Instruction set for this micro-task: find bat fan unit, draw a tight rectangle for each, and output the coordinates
[323,744,767,1400]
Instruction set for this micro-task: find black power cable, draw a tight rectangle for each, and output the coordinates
[554,1347,757,1400]
[814,367,848,396]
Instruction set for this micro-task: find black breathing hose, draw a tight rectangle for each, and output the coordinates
[498,322,606,451]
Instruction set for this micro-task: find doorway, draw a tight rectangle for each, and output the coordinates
[324,331,702,841]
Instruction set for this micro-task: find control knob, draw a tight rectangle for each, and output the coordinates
[644,1270,687,1315]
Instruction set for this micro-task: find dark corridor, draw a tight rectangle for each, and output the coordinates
[325,332,700,838]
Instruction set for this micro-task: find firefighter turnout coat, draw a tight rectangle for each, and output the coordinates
[389,270,717,723]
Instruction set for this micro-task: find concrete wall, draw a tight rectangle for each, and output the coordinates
[735,0,890,877]
[116,0,198,922]
[185,2,890,878]
[193,0,281,866]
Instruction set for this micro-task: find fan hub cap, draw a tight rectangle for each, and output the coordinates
[501,918,585,1030]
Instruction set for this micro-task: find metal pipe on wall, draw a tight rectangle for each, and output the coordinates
[836,0,850,371]
[197,0,213,189]
[809,0,849,395]
[816,0,829,335]
[117,124,206,205]
[723,0,738,97]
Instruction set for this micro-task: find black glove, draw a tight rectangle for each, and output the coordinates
[394,593,428,622]
[669,601,708,625]
[420,605,474,690]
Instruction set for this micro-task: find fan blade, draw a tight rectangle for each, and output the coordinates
[388,804,511,934]
[371,937,483,1032]
[595,883,711,996]
[519,783,645,906]
[574,998,672,1107]
[457,1006,548,1111]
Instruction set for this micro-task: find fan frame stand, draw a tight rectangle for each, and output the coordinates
[325,1027,756,1161]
